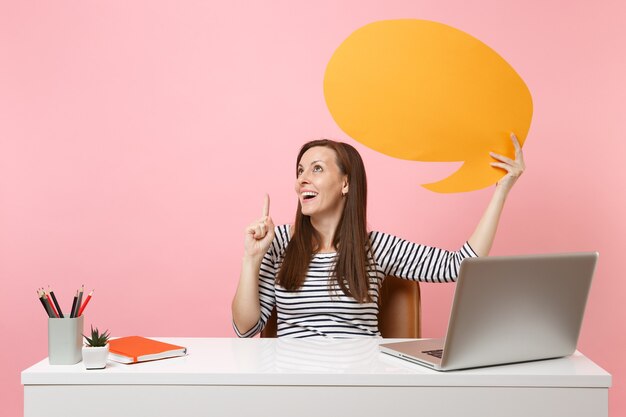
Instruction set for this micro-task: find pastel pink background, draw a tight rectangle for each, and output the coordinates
[1,1,624,415]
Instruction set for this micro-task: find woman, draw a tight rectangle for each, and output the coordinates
[232,134,525,338]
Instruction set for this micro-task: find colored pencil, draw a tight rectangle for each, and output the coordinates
[48,286,64,318]
[39,289,55,318]
[45,290,59,318]
[38,291,47,314]
[38,290,53,318]
[70,290,79,318]
[77,290,93,317]
[75,285,84,318]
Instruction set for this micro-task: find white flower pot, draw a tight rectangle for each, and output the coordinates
[82,344,109,369]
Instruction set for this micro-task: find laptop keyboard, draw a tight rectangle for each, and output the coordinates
[422,349,443,359]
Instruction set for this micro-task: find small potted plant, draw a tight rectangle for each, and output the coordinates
[82,325,110,369]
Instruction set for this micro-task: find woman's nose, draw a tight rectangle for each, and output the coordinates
[298,171,310,184]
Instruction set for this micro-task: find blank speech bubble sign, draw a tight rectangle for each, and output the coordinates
[324,19,533,193]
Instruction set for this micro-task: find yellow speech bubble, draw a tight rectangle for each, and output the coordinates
[324,19,533,193]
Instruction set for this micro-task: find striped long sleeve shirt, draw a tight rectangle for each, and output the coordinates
[234,224,478,338]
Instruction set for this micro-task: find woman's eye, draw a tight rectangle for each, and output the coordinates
[297,168,303,176]
[313,165,323,172]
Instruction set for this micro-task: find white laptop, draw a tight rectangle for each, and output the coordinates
[379,252,598,371]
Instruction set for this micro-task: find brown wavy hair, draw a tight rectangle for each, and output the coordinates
[276,139,373,303]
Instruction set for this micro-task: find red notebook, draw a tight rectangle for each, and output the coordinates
[108,336,187,364]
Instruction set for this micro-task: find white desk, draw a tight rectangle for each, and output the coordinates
[22,337,611,417]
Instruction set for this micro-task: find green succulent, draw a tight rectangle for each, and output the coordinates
[83,325,110,347]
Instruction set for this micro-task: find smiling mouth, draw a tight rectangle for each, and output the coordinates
[302,191,318,202]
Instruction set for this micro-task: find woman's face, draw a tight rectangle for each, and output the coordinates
[295,146,349,219]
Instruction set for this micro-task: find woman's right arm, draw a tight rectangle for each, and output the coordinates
[231,195,275,335]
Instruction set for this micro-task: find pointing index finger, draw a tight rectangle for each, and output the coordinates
[262,194,270,218]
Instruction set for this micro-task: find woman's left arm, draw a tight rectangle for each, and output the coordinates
[468,132,526,256]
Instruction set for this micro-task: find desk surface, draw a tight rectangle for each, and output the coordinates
[22,338,612,417]
[22,337,611,388]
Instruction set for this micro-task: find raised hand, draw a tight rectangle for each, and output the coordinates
[468,133,526,256]
[490,132,526,194]
[244,194,275,259]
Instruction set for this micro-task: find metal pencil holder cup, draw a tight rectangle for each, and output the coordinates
[48,315,84,365]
